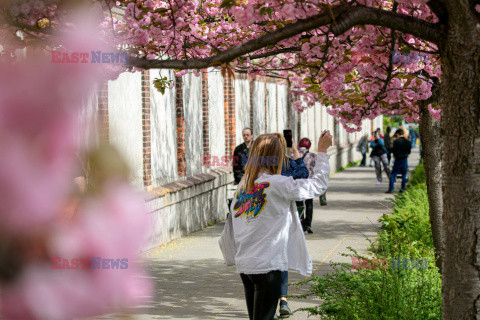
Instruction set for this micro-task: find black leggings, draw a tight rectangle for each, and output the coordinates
[296,199,314,228]
[240,270,282,320]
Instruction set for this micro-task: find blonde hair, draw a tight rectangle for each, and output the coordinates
[242,133,286,193]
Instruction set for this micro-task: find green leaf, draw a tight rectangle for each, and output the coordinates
[220,0,237,8]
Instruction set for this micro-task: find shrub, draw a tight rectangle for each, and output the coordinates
[296,161,441,319]
[299,254,441,320]
[409,159,425,188]
[375,182,432,258]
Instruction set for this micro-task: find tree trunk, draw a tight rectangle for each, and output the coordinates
[418,104,443,273]
[441,2,480,318]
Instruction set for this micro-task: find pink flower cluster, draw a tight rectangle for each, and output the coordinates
[4,0,442,133]
[112,0,442,130]
[0,6,152,318]
[0,59,152,320]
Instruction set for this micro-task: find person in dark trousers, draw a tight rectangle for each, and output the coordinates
[370,132,391,185]
[386,129,412,193]
[409,127,418,148]
[368,131,375,167]
[296,138,317,233]
[277,137,309,318]
[384,126,393,166]
[233,128,254,184]
[356,134,369,166]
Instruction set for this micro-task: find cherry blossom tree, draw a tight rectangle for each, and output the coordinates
[0,3,152,319]
[3,0,480,318]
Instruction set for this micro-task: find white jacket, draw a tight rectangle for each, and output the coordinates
[219,152,330,276]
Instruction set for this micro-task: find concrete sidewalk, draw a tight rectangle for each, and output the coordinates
[110,149,421,320]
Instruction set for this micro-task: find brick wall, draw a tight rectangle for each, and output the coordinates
[97,81,109,143]
[296,96,302,141]
[264,77,268,132]
[94,69,373,190]
[275,79,279,131]
[202,71,209,158]
[224,72,236,157]
[141,70,152,188]
[249,78,254,131]
[176,76,186,177]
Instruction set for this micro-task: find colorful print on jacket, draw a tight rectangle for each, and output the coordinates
[233,182,270,221]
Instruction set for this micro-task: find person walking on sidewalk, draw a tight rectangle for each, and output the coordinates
[220,132,333,320]
[384,126,394,166]
[368,131,375,167]
[277,137,310,318]
[356,134,369,167]
[386,129,412,193]
[233,128,254,184]
[296,138,317,234]
[370,132,391,185]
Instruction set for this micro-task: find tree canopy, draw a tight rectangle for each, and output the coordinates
[2,0,449,130]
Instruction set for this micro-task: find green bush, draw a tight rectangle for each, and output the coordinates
[297,161,441,319]
[409,160,425,188]
[300,256,441,320]
[375,182,432,258]
[337,161,361,173]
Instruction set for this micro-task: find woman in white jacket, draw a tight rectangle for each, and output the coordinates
[221,131,332,320]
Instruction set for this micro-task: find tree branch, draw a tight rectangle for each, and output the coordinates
[427,0,449,23]
[247,46,301,60]
[127,5,443,70]
[329,5,442,44]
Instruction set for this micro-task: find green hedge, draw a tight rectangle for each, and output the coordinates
[296,162,441,320]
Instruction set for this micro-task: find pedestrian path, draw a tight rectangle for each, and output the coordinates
[103,149,421,320]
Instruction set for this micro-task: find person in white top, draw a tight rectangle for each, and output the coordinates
[219,131,332,320]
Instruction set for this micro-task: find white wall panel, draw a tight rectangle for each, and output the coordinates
[150,69,177,187]
[183,71,203,177]
[266,82,277,133]
[108,71,143,188]
[208,70,226,161]
[277,84,288,132]
[252,80,266,137]
[235,78,251,145]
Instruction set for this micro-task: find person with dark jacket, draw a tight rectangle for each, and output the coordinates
[233,128,254,184]
[386,129,412,193]
[370,132,391,185]
[356,134,369,166]
[277,137,309,318]
[296,138,318,234]
[384,126,394,166]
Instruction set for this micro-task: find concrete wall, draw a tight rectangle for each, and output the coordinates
[150,69,178,187]
[208,70,226,164]
[108,71,143,188]
[235,77,251,142]
[88,69,382,251]
[252,81,266,136]
[183,71,203,177]
[143,168,233,251]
